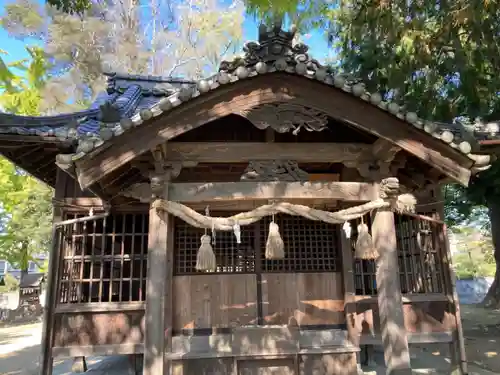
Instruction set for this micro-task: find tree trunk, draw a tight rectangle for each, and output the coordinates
[481,199,500,307]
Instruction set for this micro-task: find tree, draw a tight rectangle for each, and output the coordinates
[243,0,500,306]
[1,0,244,108]
[0,46,50,114]
[0,48,54,273]
[452,226,495,279]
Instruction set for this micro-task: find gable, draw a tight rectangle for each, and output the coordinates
[70,73,476,189]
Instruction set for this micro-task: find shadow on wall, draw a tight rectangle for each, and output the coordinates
[456,277,494,304]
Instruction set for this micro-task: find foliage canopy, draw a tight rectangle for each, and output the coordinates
[0,48,54,271]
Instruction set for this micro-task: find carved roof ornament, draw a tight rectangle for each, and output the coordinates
[242,103,328,134]
[241,160,309,182]
[98,101,122,123]
[219,19,324,75]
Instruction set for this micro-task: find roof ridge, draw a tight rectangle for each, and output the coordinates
[104,71,196,85]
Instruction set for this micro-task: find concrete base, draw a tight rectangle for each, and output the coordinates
[71,356,88,373]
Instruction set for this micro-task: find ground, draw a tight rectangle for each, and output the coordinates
[364,305,500,375]
[451,305,500,373]
[0,323,134,375]
[0,305,499,374]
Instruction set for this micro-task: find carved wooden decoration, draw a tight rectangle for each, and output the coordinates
[346,139,403,181]
[123,153,197,201]
[240,160,309,181]
[241,103,328,134]
[121,182,151,203]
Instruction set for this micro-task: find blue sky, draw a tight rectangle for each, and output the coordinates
[0,0,332,66]
[0,0,41,63]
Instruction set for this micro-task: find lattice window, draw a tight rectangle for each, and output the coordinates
[58,213,148,304]
[259,215,340,273]
[395,214,445,294]
[174,214,340,275]
[174,216,256,275]
[351,214,447,295]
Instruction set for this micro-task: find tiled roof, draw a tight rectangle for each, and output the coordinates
[19,273,45,288]
[0,72,194,140]
[0,23,493,171]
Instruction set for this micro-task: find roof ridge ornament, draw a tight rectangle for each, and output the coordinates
[219,22,323,74]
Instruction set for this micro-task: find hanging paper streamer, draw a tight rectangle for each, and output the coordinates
[265,217,284,259]
[195,234,216,271]
[233,222,241,244]
[354,220,378,260]
[195,207,216,271]
[343,221,352,239]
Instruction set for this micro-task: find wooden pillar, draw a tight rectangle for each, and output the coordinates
[372,207,412,375]
[39,169,66,375]
[441,226,467,375]
[39,213,60,375]
[143,172,171,375]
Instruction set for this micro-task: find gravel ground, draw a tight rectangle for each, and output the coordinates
[1,305,499,375]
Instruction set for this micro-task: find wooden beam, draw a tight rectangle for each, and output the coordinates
[165,142,369,163]
[144,177,170,375]
[372,207,412,375]
[74,74,473,189]
[360,332,453,345]
[168,181,379,202]
[55,301,145,313]
[52,344,144,358]
[0,134,61,143]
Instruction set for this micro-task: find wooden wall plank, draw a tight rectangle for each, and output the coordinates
[238,358,296,375]
[172,358,233,375]
[53,311,145,347]
[301,353,357,375]
[173,275,258,329]
[261,273,344,326]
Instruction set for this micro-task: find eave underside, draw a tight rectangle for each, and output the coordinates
[0,135,68,187]
[73,113,450,206]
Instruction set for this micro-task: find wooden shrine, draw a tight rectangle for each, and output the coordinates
[0,23,493,375]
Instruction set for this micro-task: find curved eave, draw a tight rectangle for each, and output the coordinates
[0,133,68,187]
[63,72,487,189]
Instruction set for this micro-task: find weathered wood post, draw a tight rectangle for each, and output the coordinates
[39,169,65,375]
[372,178,412,375]
[143,167,171,375]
